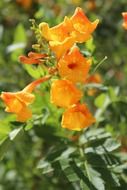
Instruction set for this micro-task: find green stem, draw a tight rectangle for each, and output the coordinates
[91,56,108,75]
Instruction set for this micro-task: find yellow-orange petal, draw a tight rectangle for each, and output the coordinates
[50,79,82,108]
[49,36,75,59]
[71,30,92,43]
[71,7,99,42]
[58,46,91,83]
[15,91,35,105]
[17,107,32,122]
[1,92,23,113]
[39,17,73,42]
[62,103,96,131]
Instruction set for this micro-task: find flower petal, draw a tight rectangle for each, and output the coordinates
[50,79,82,108]
[62,103,96,131]
[58,46,91,83]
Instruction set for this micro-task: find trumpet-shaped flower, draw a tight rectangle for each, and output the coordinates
[70,7,99,43]
[58,46,91,83]
[50,79,82,108]
[39,7,99,59]
[39,17,75,59]
[122,12,127,30]
[0,76,50,122]
[62,103,96,131]
[39,17,73,42]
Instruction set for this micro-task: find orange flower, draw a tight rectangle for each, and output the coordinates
[62,103,96,131]
[85,73,102,96]
[87,0,96,11]
[122,12,127,30]
[86,73,102,84]
[39,17,73,42]
[50,79,82,108]
[0,76,50,122]
[49,37,75,60]
[16,0,32,9]
[58,46,91,83]
[39,17,75,59]
[19,52,47,64]
[70,7,99,43]
[39,7,99,59]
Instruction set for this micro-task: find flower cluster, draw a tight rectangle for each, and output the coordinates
[40,7,98,131]
[0,7,99,131]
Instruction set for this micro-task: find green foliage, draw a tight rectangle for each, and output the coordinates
[10,24,27,61]
[37,128,126,190]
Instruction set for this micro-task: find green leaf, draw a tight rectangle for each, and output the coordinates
[59,159,79,182]
[9,127,23,141]
[108,87,119,102]
[11,23,27,61]
[13,24,27,43]
[80,180,90,190]
[0,122,11,142]
[61,147,76,159]
[0,137,11,160]
[24,65,41,79]
[104,138,121,152]
[85,37,96,53]
[37,160,54,174]
[85,163,105,190]
[95,93,110,108]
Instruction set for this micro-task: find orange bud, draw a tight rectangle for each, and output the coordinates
[19,55,41,64]
[19,52,47,64]
[28,52,47,59]
[50,79,82,108]
[62,103,96,131]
